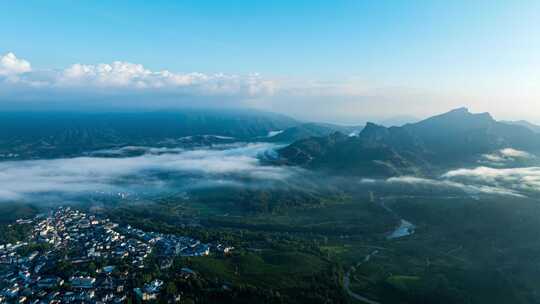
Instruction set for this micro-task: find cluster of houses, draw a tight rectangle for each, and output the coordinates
[0,207,225,303]
[123,228,210,258]
[133,279,164,301]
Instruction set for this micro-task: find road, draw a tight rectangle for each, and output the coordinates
[343,251,381,304]
[343,195,418,303]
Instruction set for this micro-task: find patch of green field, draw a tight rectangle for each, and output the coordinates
[207,199,395,238]
[0,203,39,224]
[262,251,324,274]
[320,245,349,256]
[189,256,238,283]
[189,251,328,289]
[385,275,421,292]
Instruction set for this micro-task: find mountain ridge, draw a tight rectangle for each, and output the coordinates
[278,108,540,177]
[0,109,299,159]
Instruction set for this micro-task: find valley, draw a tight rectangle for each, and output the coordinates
[1,108,540,303]
[4,3,540,303]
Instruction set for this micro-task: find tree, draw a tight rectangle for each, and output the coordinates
[166,282,177,296]
[88,262,96,274]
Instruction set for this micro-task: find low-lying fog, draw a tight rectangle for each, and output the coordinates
[370,148,540,198]
[0,144,539,204]
[0,143,301,202]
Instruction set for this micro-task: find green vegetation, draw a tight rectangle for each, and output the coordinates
[0,110,298,160]
[189,251,326,288]
[5,181,540,303]
[0,223,32,244]
[2,107,540,303]
[385,276,421,293]
[0,203,38,224]
[102,187,540,304]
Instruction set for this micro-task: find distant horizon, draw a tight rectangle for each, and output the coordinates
[1,3,540,303]
[0,105,537,127]
[2,1,540,123]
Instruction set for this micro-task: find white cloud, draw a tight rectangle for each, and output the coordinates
[386,176,524,197]
[57,62,275,96]
[0,52,275,98]
[442,166,540,194]
[482,153,505,163]
[2,53,539,124]
[387,176,462,187]
[500,148,533,159]
[0,52,31,76]
[357,175,524,197]
[480,148,535,166]
[0,143,298,201]
[0,53,482,123]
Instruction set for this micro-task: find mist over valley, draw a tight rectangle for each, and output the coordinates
[3,2,540,302]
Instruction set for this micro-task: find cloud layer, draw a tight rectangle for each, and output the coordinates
[0,143,296,202]
[443,166,540,194]
[2,52,540,125]
[359,161,540,198]
[386,176,524,197]
[480,148,535,165]
[0,52,274,100]
[0,53,493,124]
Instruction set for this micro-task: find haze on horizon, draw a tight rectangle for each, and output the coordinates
[1,0,539,124]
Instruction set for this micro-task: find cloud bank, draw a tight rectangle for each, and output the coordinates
[0,143,297,202]
[386,176,524,197]
[0,54,446,123]
[0,52,275,106]
[57,62,275,96]
[2,52,540,124]
[480,148,535,165]
[443,166,540,194]
[359,161,540,199]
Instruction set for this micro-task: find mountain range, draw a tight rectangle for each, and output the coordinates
[2,107,540,178]
[0,109,363,159]
[278,108,540,177]
[0,109,297,159]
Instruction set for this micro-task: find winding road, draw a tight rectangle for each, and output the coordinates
[343,195,417,303]
[343,251,381,304]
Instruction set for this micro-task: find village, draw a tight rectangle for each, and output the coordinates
[0,207,231,303]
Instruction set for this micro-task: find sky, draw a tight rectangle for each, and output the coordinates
[1,0,540,123]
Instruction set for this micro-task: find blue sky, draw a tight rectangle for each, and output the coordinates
[1,0,539,123]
